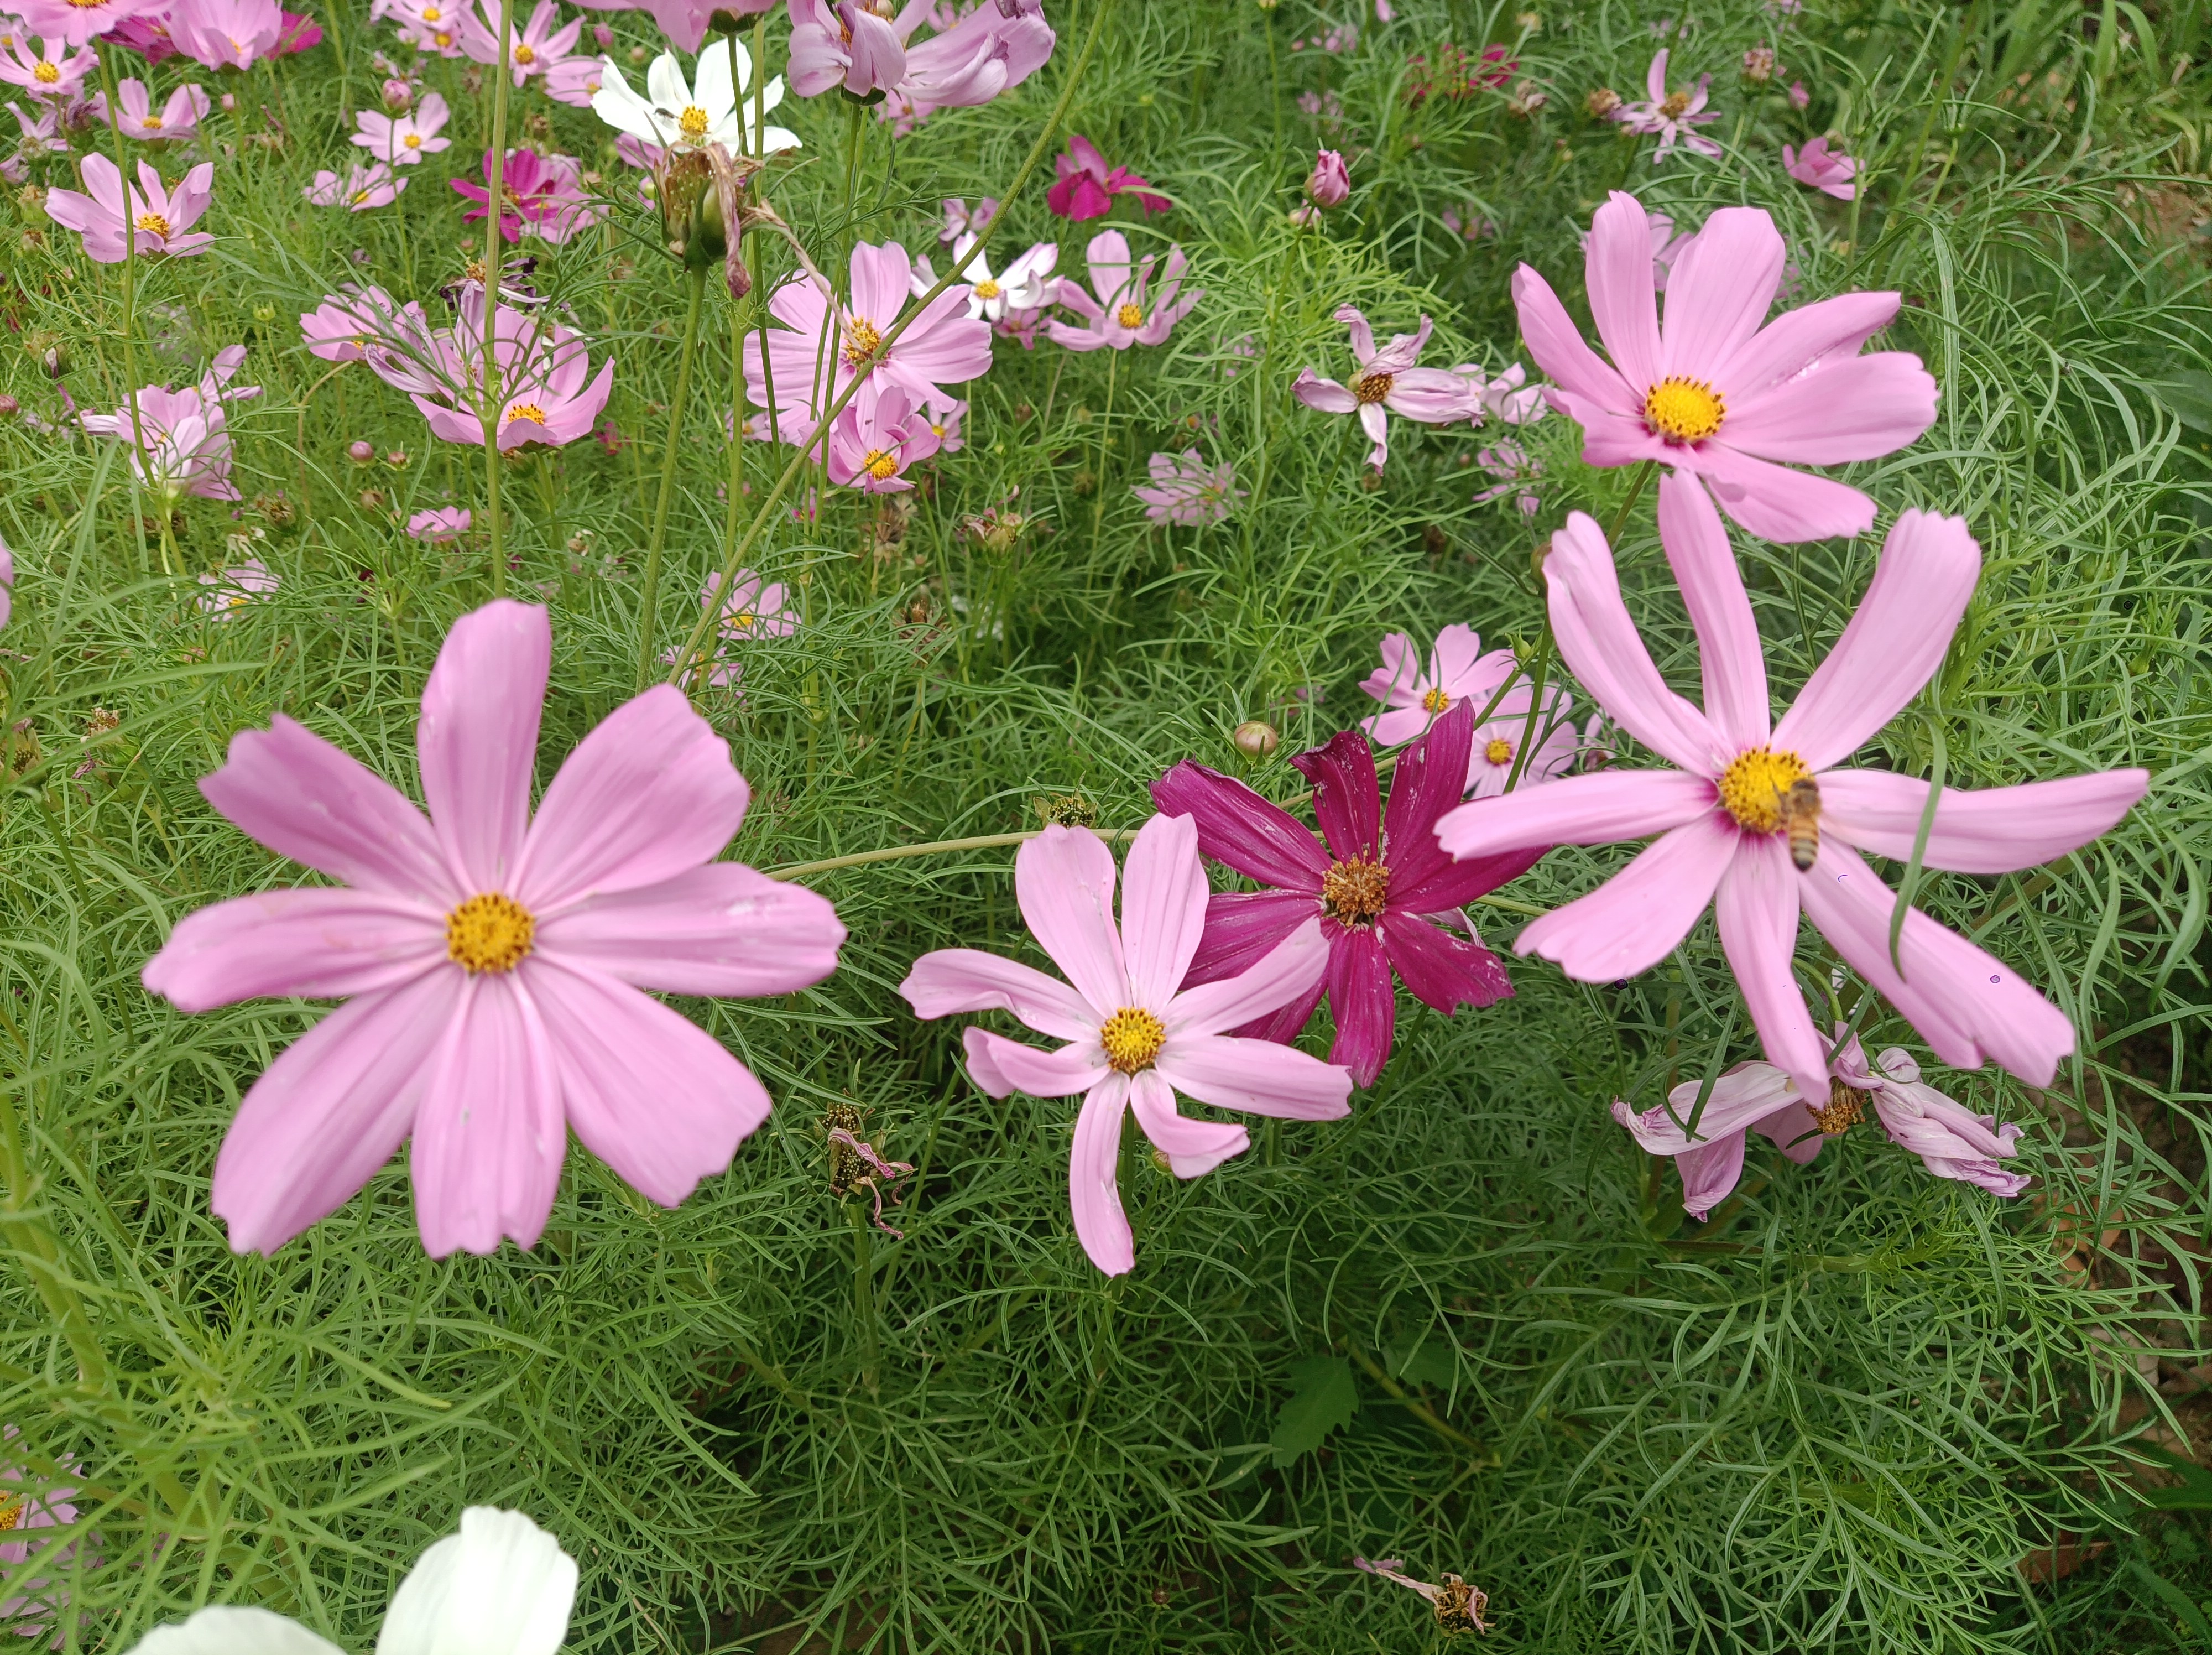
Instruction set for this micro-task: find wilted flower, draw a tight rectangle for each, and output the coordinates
[1047,229,1202,351]
[1783,134,1859,199]
[1132,449,1240,527]
[44,153,214,260]
[1742,44,1773,81]
[1292,305,1477,471]
[1046,132,1168,220]
[1403,40,1512,105]
[1787,78,1808,108]
[1353,1559,1491,1637]
[1584,84,1620,116]
[1612,48,1721,160]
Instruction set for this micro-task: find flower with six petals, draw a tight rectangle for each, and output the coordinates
[1293,305,1478,471]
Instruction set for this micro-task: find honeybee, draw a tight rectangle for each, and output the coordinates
[1775,776,1823,871]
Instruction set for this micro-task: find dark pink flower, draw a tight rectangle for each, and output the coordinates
[1046,132,1168,220]
[452,147,601,243]
[1783,134,1859,200]
[1305,147,1349,208]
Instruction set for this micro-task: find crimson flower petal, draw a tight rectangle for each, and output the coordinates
[1291,730,1381,862]
[1150,761,1329,892]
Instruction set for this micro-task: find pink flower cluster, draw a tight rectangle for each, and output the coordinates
[788,0,1054,132]
[80,344,258,502]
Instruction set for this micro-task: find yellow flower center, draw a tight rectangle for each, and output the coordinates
[434,30,452,46]
[33,61,58,82]
[1660,90,1691,118]
[0,1497,21,1532]
[506,402,548,424]
[1644,376,1725,443]
[862,449,899,481]
[842,315,883,368]
[1811,1078,1864,1134]
[134,211,170,237]
[1716,747,1810,834]
[512,40,535,61]
[973,278,1001,300]
[1099,1006,1167,1074]
[1115,301,1144,328]
[679,104,709,139]
[421,5,440,18]
[1321,857,1390,924]
[1420,686,1450,713]
[446,893,535,974]
[140,115,162,128]
[404,132,422,148]
[351,190,372,204]
[731,609,757,630]
[1483,737,1513,766]
[1353,370,1394,405]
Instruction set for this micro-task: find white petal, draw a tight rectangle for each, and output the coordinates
[375,1508,577,1655]
[641,51,692,112]
[133,1607,345,1655]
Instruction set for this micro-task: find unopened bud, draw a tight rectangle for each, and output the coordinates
[628,44,647,63]
[348,440,374,464]
[592,22,612,45]
[0,395,18,418]
[40,343,65,378]
[382,76,413,112]
[1305,148,1349,209]
[384,448,409,468]
[1233,720,1279,758]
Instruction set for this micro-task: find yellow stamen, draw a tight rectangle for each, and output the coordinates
[862,449,899,481]
[1099,1006,1167,1074]
[351,190,372,205]
[134,211,170,237]
[1321,857,1390,924]
[32,61,58,83]
[1644,376,1725,443]
[1716,747,1811,834]
[1420,686,1450,713]
[506,402,548,424]
[0,1496,22,1532]
[404,132,422,148]
[512,40,534,61]
[679,104,709,139]
[1811,1078,1864,1134]
[433,29,452,46]
[140,115,162,128]
[421,4,440,18]
[1659,90,1691,118]
[1353,370,1394,404]
[973,278,1001,300]
[841,315,883,368]
[1115,301,1144,329]
[1484,737,1513,766]
[446,893,535,974]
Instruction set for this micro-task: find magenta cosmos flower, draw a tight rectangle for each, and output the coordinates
[900,816,1352,1276]
[1133,449,1240,527]
[453,148,599,243]
[1516,193,1939,542]
[405,288,615,452]
[166,0,283,69]
[1783,134,1859,200]
[0,35,95,98]
[1151,700,1539,1087]
[353,88,449,163]
[1434,473,2151,1103]
[116,76,207,138]
[1046,229,1201,352]
[1293,306,1477,471]
[1615,1019,2027,1222]
[43,153,213,261]
[142,601,847,1257]
[1613,48,1721,160]
[1046,132,1167,220]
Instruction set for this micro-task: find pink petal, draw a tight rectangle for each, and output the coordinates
[1713,290,1900,399]
[197,714,456,902]
[143,888,446,1012]
[1185,888,1317,987]
[1656,206,1786,381]
[534,863,844,997]
[1362,706,1434,747]
[1819,767,2148,874]
[1724,352,1940,465]
[1068,1075,1133,1275]
[1674,1129,1749,1220]
[526,958,769,1208]
[848,241,912,325]
[1320,922,1394,1086]
[843,2,905,88]
[1434,768,1716,860]
[1585,191,1663,392]
[1129,1069,1248,1178]
[209,969,455,1253]
[1361,631,1425,706]
[417,599,549,894]
[1683,443,1877,543]
[1545,512,1728,775]
[512,684,749,910]
[1169,913,1331,1037]
[1515,814,1737,980]
[1752,1104,1828,1164]
[1656,472,1770,750]
[1713,834,1826,1100]
[1337,305,1379,365]
[1083,228,1132,306]
[1379,909,1512,1017]
[408,973,565,1256]
[1152,1031,1352,1120]
[1119,811,1209,1009]
[1385,368,1475,423]
[1358,400,1390,468]
[1149,761,1328,891]
[899,945,1095,1040]
[1613,1061,1800,1154]
[1772,510,1980,769]
[1511,263,1635,413]
[963,1026,1111,1098]
[1014,825,1128,1017]
[1290,730,1380,862]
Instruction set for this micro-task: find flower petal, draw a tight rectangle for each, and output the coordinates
[1713,834,1827,1100]
[1152,1032,1352,1120]
[1723,352,1941,465]
[1119,810,1211,1009]
[525,959,770,1209]
[408,973,566,1257]
[1819,768,2150,875]
[1185,888,1315,988]
[1656,471,1770,750]
[1511,262,1636,413]
[1291,729,1381,862]
[417,599,549,894]
[1380,910,1513,1018]
[197,714,456,903]
[209,970,455,1255]
[1129,1068,1248,1178]
[1515,814,1736,981]
[132,1607,345,1655]
[1014,825,1127,1017]
[899,946,1095,1041]
[1150,760,1328,892]
[1068,1075,1133,1275]
[143,888,447,1013]
[1585,191,1663,392]
[534,863,844,998]
[379,1507,576,1655]
[1434,769,1717,860]
[1321,922,1395,1087]
[1684,443,1877,543]
[1613,1061,1801,1154]
[961,1027,1110,1099]
[1656,206,1786,381]
[1772,510,1980,769]
[1292,370,1359,414]
[1714,290,1900,399]
[1168,914,1331,1037]
[1380,698,1472,896]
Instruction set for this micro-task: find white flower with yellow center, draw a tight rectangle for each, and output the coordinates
[590,44,799,157]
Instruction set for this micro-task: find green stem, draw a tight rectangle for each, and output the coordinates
[638,264,709,690]
[1087,347,1117,548]
[94,46,149,529]
[480,0,514,596]
[0,1009,107,1394]
[849,1200,878,1392]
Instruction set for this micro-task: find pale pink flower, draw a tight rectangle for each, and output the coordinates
[305,160,408,210]
[142,601,847,1257]
[392,0,466,55]
[1514,192,1939,540]
[167,0,282,67]
[0,540,14,628]
[1435,475,2152,1102]
[458,0,580,82]
[1464,678,1578,797]
[542,51,603,106]
[0,34,94,98]
[115,76,206,138]
[8,97,67,153]
[1046,228,1202,352]
[1458,360,1546,424]
[940,195,997,242]
[923,397,964,451]
[300,285,435,382]
[825,380,942,493]
[0,1433,85,1639]
[80,344,259,503]
[1787,79,1809,109]
[572,0,775,55]
[1440,205,1495,241]
[787,0,1054,131]
[899,816,1352,1276]
[1783,133,1859,200]
[1292,305,1477,471]
[406,287,615,452]
[352,88,450,164]
[1472,437,1543,516]
[1357,624,1518,747]
[1613,48,1722,160]
[1614,1023,2027,1220]
[14,0,159,47]
[43,153,214,261]
[702,567,795,639]
[1305,147,1349,207]
[196,557,279,617]
[911,234,1057,325]
[1133,449,1240,527]
[408,506,471,540]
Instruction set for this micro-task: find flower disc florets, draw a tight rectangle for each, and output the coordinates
[446,892,535,974]
[1716,747,1809,834]
[1321,857,1390,924]
[1099,1006,1167,1074]
[1644,376,1725,443]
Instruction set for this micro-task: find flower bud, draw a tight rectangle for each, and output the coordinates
[39,343,65,378]
[1305,148,1349,209]
[1787,80,1809,109]
[592,22,612,45]
[1233,720,1279,758]
[348,440,374,464]
[0,395,17,418]
[382,76,413,113]
[1584,86,1621,117]
[219,91,235,111]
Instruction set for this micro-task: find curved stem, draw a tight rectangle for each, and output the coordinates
[638,264,709,690]
[479,2,514,596]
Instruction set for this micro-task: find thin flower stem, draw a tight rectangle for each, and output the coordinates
[1088,347,1117,549]
[666,0,1119,684]
[94,46,150,538]
[480,1,514,596]
[719,27,758,568]
[849,1200,878,1392]
[637,264,709,690]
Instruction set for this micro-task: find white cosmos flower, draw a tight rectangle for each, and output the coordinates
[128,1508,577,1655]
[591,44,799,155]
[911,234,1058,322]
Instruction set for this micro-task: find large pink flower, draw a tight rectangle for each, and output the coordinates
[403,287,615,451]
[824,380,942,493]
[1045,228,1201,352]
[787,0,1052,127]
[1434,473,2150,1102]
[79,343,259,503]
[43,153,215,261]
[15,0,160,47]
[458,0,579,81]
[166,0,282,69]
[142,601,847,1257]
[1514,192,1939,542]
[899,817,1352,1277]
[1293,306,1477,471]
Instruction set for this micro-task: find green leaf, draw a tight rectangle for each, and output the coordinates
[2136,1447,2212,1512]
[1270,1355,1359,1467]
[2128,1558,2212,1649]
[1386,1338,1458,1391]
[2149,372,2212,435]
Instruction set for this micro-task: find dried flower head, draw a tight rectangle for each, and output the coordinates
[822,1103,917,1237]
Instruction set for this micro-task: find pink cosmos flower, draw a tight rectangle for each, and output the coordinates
[1472,438,1543,517]
[572,0,773,56]
[352,87,449,163]
[115,76,207,138]
[670,568,793,688]
[452,147,601,243]
[43,153,214,261]
[392,0,465,56]
[923,398,964,451]
[1783,134,1859,200]
[7,97,68,153]
[1292,306,1478,471]
[406,287,615,452]
[899,816,1353,1276]
[80,343,258,503]
[1133,449,1240,527]
[941,195,997,242]
[1434,473,2152,1103]
[1463,678,1578,797]
[0,542,14,628]
[1358,624,1517,748]
[1150,700,1536,1087]
[1787,79,1809,109]
[743,240,991,427]
[305,160,408,210]
[1046,229,1201,352]
[167,0,283,68]
[911,234,1057,324]
[142,601,847,1257]
[1615,1021,2027,1221]
[300,285,434,380]
[1515,192,1940,541]
[14,0,159,48]
[197,558,279,617]
[0,1435,84,1638]
[1305,147,1349,208]
[543,51,603,105]
[1046,132,1168,220]
[1613,48,1722,160]
[825,380,942,493]
[0,35,95,98]
[1467,361,1546,424]
[458,0,579,82]
[407,506,472,540]
[787,0,1053,128]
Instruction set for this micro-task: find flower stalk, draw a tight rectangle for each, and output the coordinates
[479,0,515,596]
[638,263,710,690]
